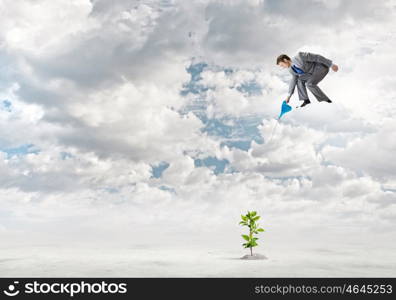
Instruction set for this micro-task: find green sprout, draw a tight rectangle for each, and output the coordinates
[239,211,265,256]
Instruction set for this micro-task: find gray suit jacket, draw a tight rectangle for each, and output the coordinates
[288,52,333,96]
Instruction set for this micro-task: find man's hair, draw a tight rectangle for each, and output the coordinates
[276,54,291,65]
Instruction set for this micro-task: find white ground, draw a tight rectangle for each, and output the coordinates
[1,240,395,277]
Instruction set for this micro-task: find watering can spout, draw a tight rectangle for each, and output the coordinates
[278,100,292,119]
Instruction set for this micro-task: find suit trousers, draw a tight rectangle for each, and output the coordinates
[296,64,331,102]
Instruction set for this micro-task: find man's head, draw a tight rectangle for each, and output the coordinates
[276,54,291,68]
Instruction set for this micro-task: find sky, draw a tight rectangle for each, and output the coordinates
[1,0,396,255]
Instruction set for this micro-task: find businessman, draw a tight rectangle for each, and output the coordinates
[277,52,339,107]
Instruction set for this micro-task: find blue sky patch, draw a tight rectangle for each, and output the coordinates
[194,156,229,174]
[202,115,264,151]
[2,144,40,158]
[60,151,73,160]
[104,187,119,194]
[158,185,176,193]
[180,62,209,96]
[151,161,170,178]
[1,100,12,112]
[236,80,262,96]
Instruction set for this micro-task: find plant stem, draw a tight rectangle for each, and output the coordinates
[250,222,253,256]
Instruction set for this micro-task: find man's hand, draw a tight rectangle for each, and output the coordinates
[331,64,339,72]
[286,95,291,103]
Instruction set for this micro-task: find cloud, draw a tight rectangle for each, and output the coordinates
[1,0,396,257]
[323,118,396,183]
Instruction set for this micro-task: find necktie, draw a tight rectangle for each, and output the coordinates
[292,64,304,74]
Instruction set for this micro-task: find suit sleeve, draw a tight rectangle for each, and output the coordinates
[288,73,298,96]
[299,52,333,68]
